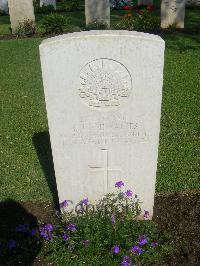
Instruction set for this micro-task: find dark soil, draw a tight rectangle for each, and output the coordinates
[0,191,200,265]
[153,191,200,265]
[0,28,200,41]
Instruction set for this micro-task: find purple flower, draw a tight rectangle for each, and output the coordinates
[60,200,69,209]
[131,245,142,255]
[111,213,116,225]
[16,224,29,232]
[122,256,132,266]
[83,240,90,247]
[44,224,53,231]
[7,240,17,250]
[111,245,120,254]
[67,223,77,232]
[30,229,37,236]
[40,230,53,241]
[125,189,133,197]
[143,210,149,219]
[39,224,53,241]
[115,181,124,188]
[138,235,148,246]
[150,240,158,247]
[81,198,89,206]
[62,232,69,241]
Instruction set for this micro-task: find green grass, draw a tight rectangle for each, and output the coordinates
[0,38,50,200]
[0,32,199,202]
[156,33,200,192]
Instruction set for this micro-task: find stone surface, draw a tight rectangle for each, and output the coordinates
[186,0,200,6]
[138,0,153,5]
[39,31,165,218]
[8,0,35,33]
[161,0,186,29]
[40,0,56,9]
[85,0,110,26]
[0,0,8,14]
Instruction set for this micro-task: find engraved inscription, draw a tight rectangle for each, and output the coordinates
[72,115,148,145]
[79,59,132,110]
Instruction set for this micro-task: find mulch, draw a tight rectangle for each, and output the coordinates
[0,191,200,265]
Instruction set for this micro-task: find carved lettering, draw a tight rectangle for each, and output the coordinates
[72,115,148,145]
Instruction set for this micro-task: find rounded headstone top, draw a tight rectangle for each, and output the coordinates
[40,30,165,48]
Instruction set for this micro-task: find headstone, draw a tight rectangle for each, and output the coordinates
[186,0,200,6]
[0,0,8,14]
[138,0,153,5]
[40,0,56,9]
[161,0,186,28]
[8,0,35,34]
[39,31,165,219]
[85,0,110,27]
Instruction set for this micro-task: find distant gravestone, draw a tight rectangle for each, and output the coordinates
[8,0,35,34]
[85,0,110,27]
[0,0,8,14]
[39,31,165,218]
[186,0,200,6]
[161,0,186,28]
[40,0,56,9]
[138,0,153,5]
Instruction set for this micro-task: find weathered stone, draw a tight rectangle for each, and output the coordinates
[186,0,200,6]
[138,0,153,5]
[8,0,35,34]
[39,31,165,218]
[40,0,56,9]
[85,0,110,27]
[161,0,186,29]
[0,0,8,14]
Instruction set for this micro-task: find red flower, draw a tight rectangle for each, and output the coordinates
[123,13,133,17]
[146,4,154,11]
[123,5,131,10]
[138,10,144,15]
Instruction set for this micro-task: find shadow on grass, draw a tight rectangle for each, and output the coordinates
[0,199,42,264]
[32,132,59,209]
[162,32,200,52]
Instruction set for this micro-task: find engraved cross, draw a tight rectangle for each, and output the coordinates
[88,149,121,193]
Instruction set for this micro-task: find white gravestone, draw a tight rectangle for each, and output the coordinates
[161,0,186,29]
[40,31,165,219]
[8,0,35,34]
[0,0,8,14]
[40,0,56,9]
[138,0,153,5]
[85,0,110,27]
[186,0,200,6]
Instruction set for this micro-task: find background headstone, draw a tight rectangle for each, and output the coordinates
[8,0,35,34]
[138,0,153,5]
[186,0,200,6]
[0,0,8,14]
[85,0,110,27]
[40,0,56,9]
[40,31,165,218]
[161,0,186,28]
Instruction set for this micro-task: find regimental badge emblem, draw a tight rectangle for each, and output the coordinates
[79,58,132,111]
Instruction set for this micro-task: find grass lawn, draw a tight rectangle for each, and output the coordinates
[0,32,199,203]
